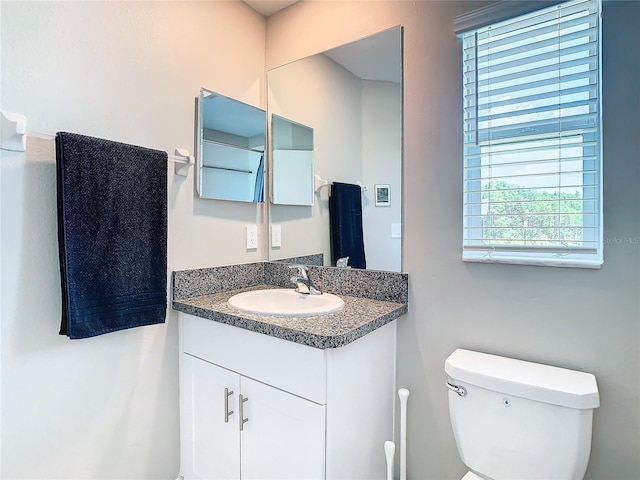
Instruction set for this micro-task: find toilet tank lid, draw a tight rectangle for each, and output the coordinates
[445,349,600,409]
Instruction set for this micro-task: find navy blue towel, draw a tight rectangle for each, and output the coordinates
[56,132,167,339]
[329,182,366,269]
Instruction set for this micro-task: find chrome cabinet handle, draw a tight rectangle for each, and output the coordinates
[239,394,249,431]
[224,388,234,423]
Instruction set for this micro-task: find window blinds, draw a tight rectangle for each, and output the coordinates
[460,0,602,268]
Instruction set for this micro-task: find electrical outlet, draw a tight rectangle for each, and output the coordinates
[246,225,258,249]
[271,225,282,247]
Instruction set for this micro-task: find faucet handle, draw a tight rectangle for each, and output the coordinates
[336,256,350,268]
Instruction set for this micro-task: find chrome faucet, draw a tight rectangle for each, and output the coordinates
[289,265,322,295]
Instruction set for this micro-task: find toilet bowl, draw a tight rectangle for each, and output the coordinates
[446,349,600,480]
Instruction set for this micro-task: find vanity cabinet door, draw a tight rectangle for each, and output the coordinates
[181,353,325,480]
[181,354,240,480]
[240,376,325,480]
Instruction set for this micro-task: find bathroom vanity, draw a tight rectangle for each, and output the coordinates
[172,262,408,480]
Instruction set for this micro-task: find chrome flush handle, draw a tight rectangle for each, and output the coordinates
[446,382,467,397]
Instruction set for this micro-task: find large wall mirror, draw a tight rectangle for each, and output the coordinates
[196,88,266,203]
[267,26,403,272]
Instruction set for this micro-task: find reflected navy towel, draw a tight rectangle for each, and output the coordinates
[253,154,265,202]
[56,132,167,339]
[329,182,366,269]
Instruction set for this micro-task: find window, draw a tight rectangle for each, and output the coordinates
[457,0,602,268]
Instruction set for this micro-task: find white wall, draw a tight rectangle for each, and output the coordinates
[1,1,265,478]
[267,1,640,478]
[361,80,402,272]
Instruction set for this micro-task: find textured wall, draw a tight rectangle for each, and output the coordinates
[267,1,640,478]
[0,1,265,478]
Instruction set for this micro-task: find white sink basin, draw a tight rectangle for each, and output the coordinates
[228,289,344,317]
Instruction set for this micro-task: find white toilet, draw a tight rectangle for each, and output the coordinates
[445,349,600,480]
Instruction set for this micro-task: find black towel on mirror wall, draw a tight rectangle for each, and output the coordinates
[329,182,366,269]
[56,132,167,339]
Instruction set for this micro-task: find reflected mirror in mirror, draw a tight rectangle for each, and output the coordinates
[271,114,314,206]
[196,88,266,203]
[267,26,402,272]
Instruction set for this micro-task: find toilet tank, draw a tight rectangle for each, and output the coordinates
[445,349,600,480]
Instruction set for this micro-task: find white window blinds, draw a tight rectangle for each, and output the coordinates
[460,0,602,268]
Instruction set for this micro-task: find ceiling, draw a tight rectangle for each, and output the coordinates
[243,2,401,84]
[243,1,299,16]
[323,27,402,84]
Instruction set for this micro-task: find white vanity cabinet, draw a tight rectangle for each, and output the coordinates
[178,312,397,480]
[182,354,325,479]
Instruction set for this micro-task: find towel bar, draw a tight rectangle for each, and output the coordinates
[172,148,195,176]
[1,110,195,176]
[314,174,329,192]
[314,174,368,194]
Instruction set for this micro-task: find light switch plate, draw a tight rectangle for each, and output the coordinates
[391,223,402,239]
[271,225,282,247]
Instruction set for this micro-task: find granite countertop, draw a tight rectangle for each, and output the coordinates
[173,284,407,349]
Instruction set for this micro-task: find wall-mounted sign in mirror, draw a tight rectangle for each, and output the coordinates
[267,26,403,271]
[271,114,314,206]
[196,88,266,203]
